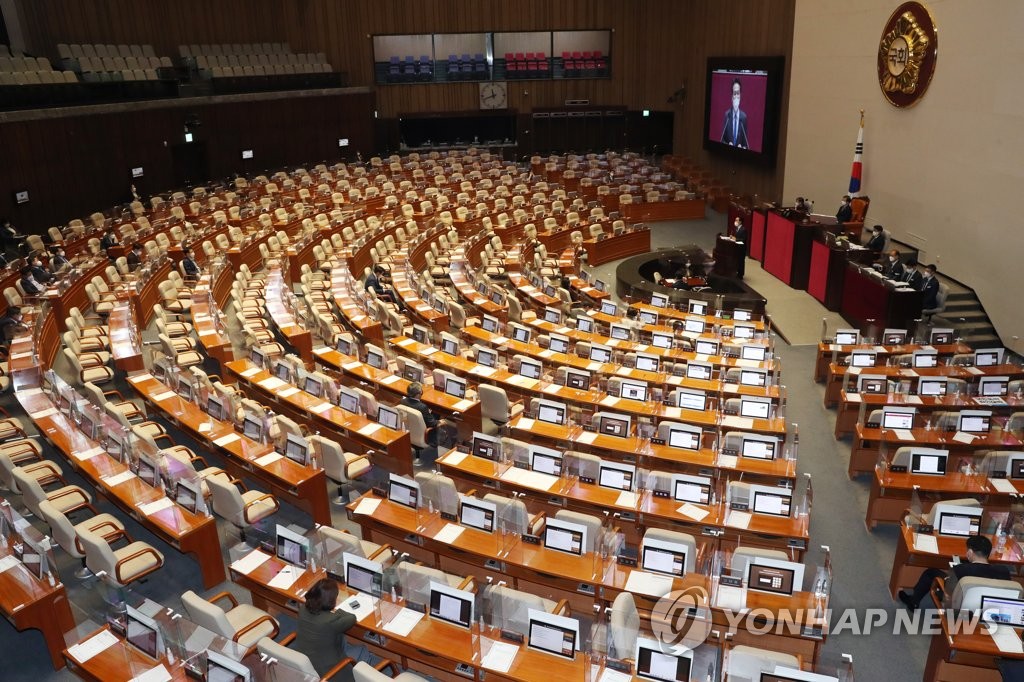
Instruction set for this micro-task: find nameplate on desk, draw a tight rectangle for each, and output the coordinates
[213,433,241,447]
[522,533,541,545]
[73,446,105,461]
[130,373,154,383]
[278,387,300,398]
[240,367,261,378]
[28,407,57,420]
[151,390,176,402]
[310,402,333,414]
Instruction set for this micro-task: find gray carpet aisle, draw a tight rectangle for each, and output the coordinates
[0,211,928,681]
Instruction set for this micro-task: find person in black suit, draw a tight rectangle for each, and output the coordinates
[19,266,44,295]
[881,250,905,280]
[29,256,52,284]
[720,78,749,148]
[0,306,27,342]
[921,264,940,310]
[292,578,356,679]
[904,258,923,290]
[794,197,812,214]
[866,225,886,252]
[50,247,70,273]
[400,381,450,467]
[899,535,1010,610]
[126,243,145,271]
[835,196,853,224]
[181,247,200,279]
[731,216,748,279]
[364,265,397,305]
[99,227,119,251]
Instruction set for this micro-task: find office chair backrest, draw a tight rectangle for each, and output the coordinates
[396,405,427,448]
[553,510,602,553]
[396,562,457,605]
[483,493,529,535]
[953,577,1023,612]
[205,475,244,527]
[730,546,789,579]
[318,524,364,558]
[725,645,799,681]
[38,499,85,559]
[609,591,639,659]
[256,637,319,678]
[414,472,459,517]
[925,498,981,525]
[484,584,554,636]
[181,590,234,638]
[642,528,698,574]
[77,527,121,582]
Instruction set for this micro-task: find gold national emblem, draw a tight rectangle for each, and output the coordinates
[877,2,938,107]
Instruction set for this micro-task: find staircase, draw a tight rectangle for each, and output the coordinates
[935,276,1002,349]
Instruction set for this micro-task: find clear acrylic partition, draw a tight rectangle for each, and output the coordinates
[795,473,813,522]
[782,422,799,463]
[0,498,61,589]
[496,495,526,563]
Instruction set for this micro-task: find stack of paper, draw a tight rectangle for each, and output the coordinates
[382,608,424,637]
[624,570,674,597]
[66,630,119,663]
[481,641,519,673]
[230,548,273,575]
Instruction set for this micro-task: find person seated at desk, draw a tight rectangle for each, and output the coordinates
[18,266,45,296]
[0,218,24,257]
[293,578,357,679]
[126,243,145,271]
[401,382,454,467]
[181,247,201,280]
[836,195,853,224]
[899,535,1010,611]
[0,306,28,342]
[921,263,939,309]
[795,197,812,214]
[904,258,923,290]
[866,225,886,252]
[99,227,119,252]
[50,246,70,273]
[880,249,905,280]
[28,255,53,284]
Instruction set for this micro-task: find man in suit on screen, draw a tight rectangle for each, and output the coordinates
[721,78,749,148]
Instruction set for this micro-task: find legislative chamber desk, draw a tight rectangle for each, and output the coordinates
[223,359,415,478]
[127,372,332,526]
[833,390,1024,439]
[582,228,651,267]
[924,610,1024,682]
[619,197,705,223]
[822,362,1024,409]
[807,237,875,311]
[812,340,972,383]
[0,504,76,669]
[264,268,314,364]
[849,424,1024,478]
[344,494,825,663]
[840,264,923,329]
[761,210,816,290]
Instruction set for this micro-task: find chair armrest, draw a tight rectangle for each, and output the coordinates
[115,546,163,583]
[103,388,127,402]
[87,520,125,541]
[233,614,279,643]
[552,599,570,616]
[375,660,401,677]
[278,632,297,647]
[368,544,393,561]
[208,590,240,609]
[79,352,107,366]
[529,512,546,535]
[323,657,356,681]
[344,454,372,481]
[243,494,280,523]
[457,575,475,591]
[48,487,90,513]
[510,401,525,418]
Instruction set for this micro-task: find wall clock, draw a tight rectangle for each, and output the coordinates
[479,82,508,110]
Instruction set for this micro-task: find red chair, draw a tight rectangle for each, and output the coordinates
[581,51,592,60]
[561,51,571,61]
[572,51,582,60]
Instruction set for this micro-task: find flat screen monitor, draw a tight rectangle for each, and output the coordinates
[635,637,693,682]
[746,560,799,597]
[444,376,467,400]
[206,649,252,682]
[377,405,400,430]
[564,369,591,391]
[590,345,612,363]
[511,325,531,343]
[979,376,1010,397]
[242,414,263,442]
[882,328,907,345]
[598,461,636,491]
[275,524,310,567]
[366,349,385,370]
[910,449,948,475]
[930,328,954,345]
[741,436,777,461]
[283,433,310,466]
[175,479,200,514]
[912,351,938,368]
[917,378,947,396]
[543,286,557,299]
[734,324,755,340]
[695,339,720,356]
[739,398,772,419]
[432,297,446,314]
[676,389,708,411]
[739,369,768,387]
[600,301,618,316]
[536,400,566,426]
[686,362,713,381]
[598,414,631,438]
[619,380,648,402]
[441,337,459,356]
[303,375,323,398]
[489,291,504,306]
[206,395,225,421]
[834,329,860,345]
[471,432,500,460]
[634,353,659,372]
[650,293,668,308]
[459,497,496,533]
[641,537,688,576]
[402,363,424,384]
[273,360,291,382]
[412,324,431,344]
[760,669,839,682]
[668,425,702,451]
[527,609,579,660]
[576,316,594,333]
[651,332,674,349]
[958,410,992,433]
[548,334,570,354]
[344,553,384,597]
[594,279,607,292]
[249,347,265,368]
[543,518,587,556]
[176,380,194,402]
[937,510,982,537]
[609,324,632,341]
[751,489,792,517]
[338,388,360,414]
[683,318,705,334]
[672,474,712,505]
[241,149,254,159]
[980,596,1024,628]
[530,446,563,475]
[857,375,887,395]
[975,348,1005,367]
[850,351,876,368]
[336,337,353,356]
[387,474,419,509]
[881,409,915,430]
[543,307,562,324]
[481,315,500,333]
[131,166,144,178]
[125,605,162,660]
[639,311,658,325]
[429,581,474,628]
[476,348,497,368]
[689,300,708,315]
[519,358,542,380]
[1010,457,1024,480]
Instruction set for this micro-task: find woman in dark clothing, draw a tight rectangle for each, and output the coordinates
[293,578,356,677]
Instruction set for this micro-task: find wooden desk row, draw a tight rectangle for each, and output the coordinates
[813,340,972,383]
[823,362,1024,408]
[833,389,1024,439]
[848,424,1024,478]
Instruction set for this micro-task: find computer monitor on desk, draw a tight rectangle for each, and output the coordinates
[343,553,383,597]
[671,473,713,505]
[476,347,497,369]
[377,405,400,430]
[880,408,916,430]
[882,329,907,345]
[980,596,1024,628]
[275,524,310,567]
[650,293,668,308]
[760,668,840,682]
[739,397,772,419]
[639,310,658,325]
[576,315,594,333]
[548,334,570,354]
[590,344,612,363]
[429,582,474,628]
[609,324,632,341]
[683,317,705,334]
[912,350,938,368]
[619,380,648,402]
[543,307,562,324]
[471,432,501,460]
[303,374,324,398]
[652,332,674,349]
[598,461,636,492]
[695,339,720,357]
[444,376,467,400]
[734,324,756,340]
[411,324,431,344]
[975,348,1005,367]
[598,413,631,438]
[206,649,252,681]
[676,389,708,411]
[689,300,708,316]
[958,410,992,433]
[686,362,713,381]
[530,445,563,476]
[600,301,618,316]
[543,518,587,556]
[910,448,948,476]
[536,399,567,426]
[402,362,424,384]
[510,324,531,344]
[930,328,954,345]
[481,315,500,334]
[387,474,419,509]
[338,388,360,414]
[740,435,778,461]
[667,424,703,451]
[856,374,887,395]
[640,537,688,576]
[749,485,792,517]
[124,605,163,660]
[936,509,982,537]
[917,377,947,396]
[849,351,876,368]
[564,369,591,391]
[979,376,1010,397]
[834,329,860,345]
[459,496,496,533]
[746,557,804,597]
[282,434,310,466]
[518,358,543,380]
[527,609,580,661]
[739,369,768,387]
[635,637,693,682]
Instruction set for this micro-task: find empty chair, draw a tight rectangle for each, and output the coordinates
[39,498,126,579]
[206,474,279,540]
[725,645,799,682]
[77,525,163,587]
[479,385,523,434]
[182,589,279,652]
[318,524,383,561]
[608,591,639,660]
